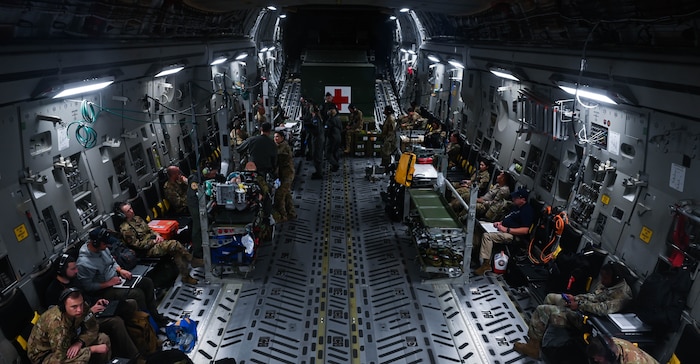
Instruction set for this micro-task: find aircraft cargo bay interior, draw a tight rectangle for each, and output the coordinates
[0,1,700,364]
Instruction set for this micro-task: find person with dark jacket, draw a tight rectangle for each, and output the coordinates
[309,105,326,180]
[325,106,342,172]
[238,122,277,178]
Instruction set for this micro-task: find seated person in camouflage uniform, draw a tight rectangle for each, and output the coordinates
[117,202,203,285]
[445,132,462,170]
[514,262,633,359]
[586,335,659,364]
[46,254,141,360]
[28,288,111,364]
[163,165,188,215]
[475,171,514,220]
[449,159,491,212]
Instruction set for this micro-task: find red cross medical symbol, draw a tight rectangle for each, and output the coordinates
[332,88,349,110]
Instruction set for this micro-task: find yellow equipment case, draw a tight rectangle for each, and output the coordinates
[395,152,416,187]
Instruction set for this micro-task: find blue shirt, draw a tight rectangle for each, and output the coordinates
[502,203,534,231]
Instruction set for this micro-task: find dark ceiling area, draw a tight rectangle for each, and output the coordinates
[0,0,698,55]
[281,6,394,62]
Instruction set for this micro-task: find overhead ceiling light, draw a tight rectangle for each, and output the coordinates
[558,83,617,104]
[260,47,269,53]
[399,48,408,53]
[389,15,397,20]
[489,67,520,82]
[53,77,115,98]
[399,8,410,13]
[427,55,440,63]
[267,6,277,11]
[448,60,464,69]
[407,49,416,55]
[154,65,184,78]
[210,56,228,66]
[235,53,248,60]
[267,46,276,52]
[279,14,287,18]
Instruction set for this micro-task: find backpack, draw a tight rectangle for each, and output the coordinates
[125,310,159,355]
[145,349,194,364]
[165,316,198,353]
[107,236,138,270]
[634,268,691,332]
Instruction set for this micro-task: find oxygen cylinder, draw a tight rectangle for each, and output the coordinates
[493,250,509,274]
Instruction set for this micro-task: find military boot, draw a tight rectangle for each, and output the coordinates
[175,255,198,285]
[474,259,491,275]
[190,257,205,268]
[513,338,540,359]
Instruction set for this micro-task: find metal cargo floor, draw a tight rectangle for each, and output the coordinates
[158,157,544,364]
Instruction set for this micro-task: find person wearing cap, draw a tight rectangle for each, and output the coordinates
[380,105,397,167]
[474,187,534,275]
[77,228,172,327]
[344,103,363,154]
[244,121,278,177]
[326,106,342,172]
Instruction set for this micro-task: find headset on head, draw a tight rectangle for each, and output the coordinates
[90,227,110,248]
[58,287,81,312]
[114,202,128,220]
[56,253,71,276]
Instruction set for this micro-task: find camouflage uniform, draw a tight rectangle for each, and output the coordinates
[380,115,397,167]
[527,281,633,342]
[120,216,193,278]
[446,142,461,169]
[475,184,511,219]
[345,108,363,152]
[612,337,659,364]
[163,178,188,214]
[27,305,111,364]
[273,140,296,221]
[450,169,491,211]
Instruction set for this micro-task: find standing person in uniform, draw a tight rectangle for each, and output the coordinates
[321,92,335,125]
[310,105,325,180]
[163,165,188,215]
[273,130,296,222]
[325,106,342,172]
[299,96,312,159]
[117,204,202,285]
[380,105,397,167]
[344,103,363,154]
[28,288,111,364]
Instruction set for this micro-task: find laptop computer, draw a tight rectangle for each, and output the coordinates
[96,300,120,318]
[113,275,142,289]
[608,313,652,332]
